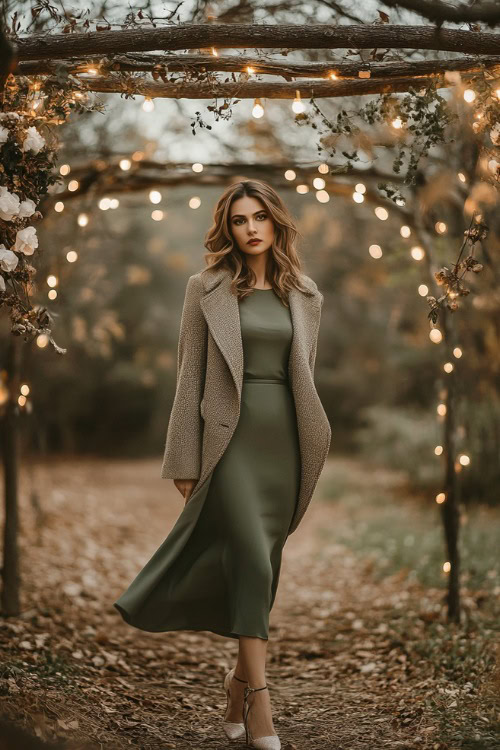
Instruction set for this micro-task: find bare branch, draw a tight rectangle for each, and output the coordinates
[380,0,500,26]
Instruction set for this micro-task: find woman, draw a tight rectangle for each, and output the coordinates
[114,179,331,749]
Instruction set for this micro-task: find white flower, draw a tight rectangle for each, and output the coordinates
[14,226,38,256]
[0,244,19,272]
[490,122,500,146]
[0,275,5,292]
[0,186,20,221]
[22,126,45,154]
[0,112,20,121]
[18,198,37,218]
[0,125,9,145]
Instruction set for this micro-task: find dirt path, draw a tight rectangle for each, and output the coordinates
[0,456,497,750]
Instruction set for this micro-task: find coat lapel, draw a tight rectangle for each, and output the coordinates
[199,266,320,402]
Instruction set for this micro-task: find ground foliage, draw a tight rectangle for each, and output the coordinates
[0,456,497,749]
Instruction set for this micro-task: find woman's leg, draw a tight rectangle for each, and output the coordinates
[231,635,277,739]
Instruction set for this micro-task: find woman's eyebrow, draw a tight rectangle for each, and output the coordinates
[230,210,265,218]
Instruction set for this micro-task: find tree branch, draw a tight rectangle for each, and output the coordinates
[380,0,500,26]
[13,24,500,60]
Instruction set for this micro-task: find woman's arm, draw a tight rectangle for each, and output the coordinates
[160,274,207,481]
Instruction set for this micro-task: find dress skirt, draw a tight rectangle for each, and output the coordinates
[114,288,301,640]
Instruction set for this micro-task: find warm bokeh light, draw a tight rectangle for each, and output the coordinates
[68,180,79,192]
[353,192,364,203]
[54,201,64,212]
[48,289,57,300]
[77,213,88,227]
[149,190,162,204]
[37,334,49,348]
[66,250,78,262]
[47,275,57,287]
[59,164,70,176]
[435,221,447,234]
[355,183,366,194]
[189,196,201,209]
[296,184,309,194]
[20,384,30,396]
[443,561,451,573]
[285,170,296,181]
[142,97,154,112]
[453,347,463,358]
[400,225,411,238]
[463,89,476,103]
[292,92,305,114]
[437,403,447,416]
[430,328,443,343]
[444,362,454,373]
[391,117,403,129]
[192,163,204,173]
[435,492,446,504]
[119,159,131,171]
[315,190,330,203]
[313,177,325,190]
[318,163,329,174]
[99,197,111,210]
[459,454,470,466]
[457,172,467,182]
[368,244,382,258]
[411,246,425,261]
[374,207,388,220]
[435,445,443,456]
[252,98,264,118]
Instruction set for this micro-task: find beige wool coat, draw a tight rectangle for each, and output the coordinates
[161,264,331,536]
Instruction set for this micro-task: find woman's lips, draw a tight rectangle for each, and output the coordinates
[248,239,262,245]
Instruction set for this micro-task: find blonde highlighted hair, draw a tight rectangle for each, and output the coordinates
[203,179,313,306]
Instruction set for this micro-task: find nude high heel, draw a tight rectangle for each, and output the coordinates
[222,667,248,740]
[243,684,281,750]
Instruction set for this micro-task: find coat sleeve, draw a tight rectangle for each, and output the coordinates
[309,293,324,377]
[161,274,207,480]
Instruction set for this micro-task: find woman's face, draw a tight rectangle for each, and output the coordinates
[229,195,275,256]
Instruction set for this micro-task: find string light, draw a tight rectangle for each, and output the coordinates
[459,454,470,466]
[391,117,403,129]
[18,395,27,407]
[284,170,296,181]
[315,190,329,203]
[418,284,428,296]
[463,89,476,103]
[20,384,30,396]
[47,275,57,287]
[142,97,154,112]
[400,225,411,238]
[434,445,443,455]
[329,72,338,80]
[151,210,163,221]
[353,191,364,203]
[453,347,462,358]
[59,164,70,176]
[435,492,446,504]
[410,246,425,260]
[437,403,447,416]
[68,180,79,192]
[48,289,57,300]
[313,177,325,190]
[444,362,454,373]
[211,47,218,56]
[86,67,98,75]
[132,151,144,161]
[296,184,309,194]
[457,172,467,182]
[355,183,366,194]
[119,159,131,171]
[443,561,451,573]
[109,198,119,209]
[66,250,78,262]
[99,197,111,210]
[54,201,64,212]
[149,190,162,204]
[37,334,49,348]
[435,221,447,234]
[369,244,382,258]
[318,163,329,174]
[189,197,201,209]
[192,163,204,173]
[77,213,89,227]
[252,98,264,118]
[246,66,255,75]
[292,90,305,114]
[374,207,389,220]
[430,328,443,343]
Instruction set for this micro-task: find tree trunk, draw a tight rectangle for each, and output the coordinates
[1,336,22,617]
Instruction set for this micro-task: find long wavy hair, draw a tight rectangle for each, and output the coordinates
[203,179,313,306]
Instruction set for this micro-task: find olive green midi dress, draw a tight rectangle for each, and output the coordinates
[113,287,301,640]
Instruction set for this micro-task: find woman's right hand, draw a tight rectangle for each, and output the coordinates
[174,479,197,506]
